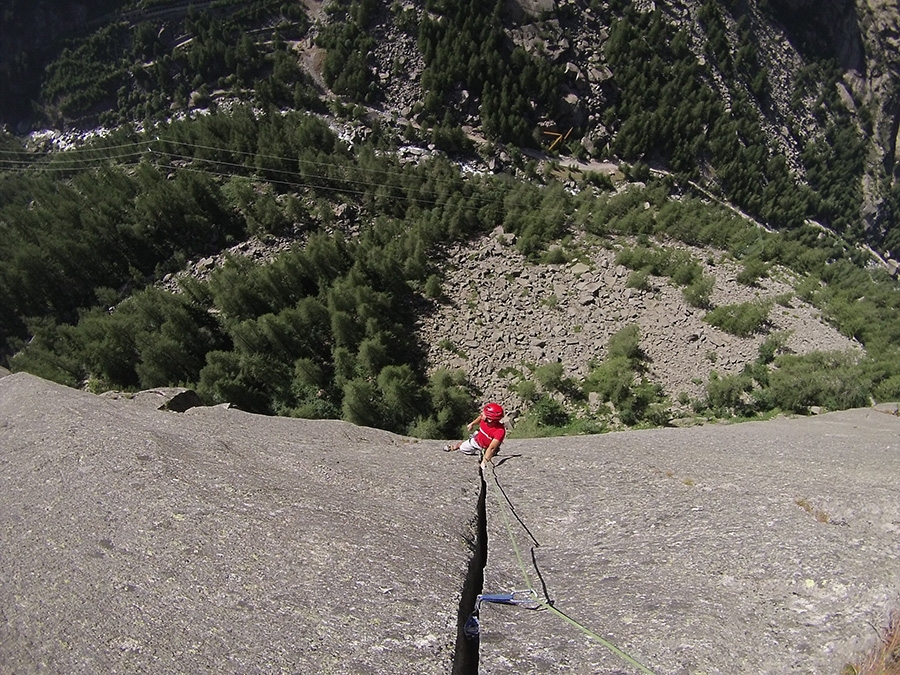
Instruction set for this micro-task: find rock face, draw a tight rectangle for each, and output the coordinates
[479,406,900,674]
[0,373,480,674]
[3,372,899,674]
[100,387,204,412]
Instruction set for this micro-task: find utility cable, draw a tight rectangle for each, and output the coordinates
[0,136,514,211]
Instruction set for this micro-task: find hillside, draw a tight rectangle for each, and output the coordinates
[2,1,900,438]
[2,0,900,259]
[2,3,900,671]
[2,370,899,674]
[416,229,861,419]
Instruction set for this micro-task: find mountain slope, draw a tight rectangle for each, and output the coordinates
[2,0,899,258]
[416,230,861,419]
[2,1,900,435]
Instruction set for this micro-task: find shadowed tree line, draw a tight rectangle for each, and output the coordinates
[2,107,899,436]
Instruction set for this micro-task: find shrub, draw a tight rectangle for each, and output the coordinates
[530,395,570,427]
[626,268,652,291]
[533,361,565,392]
[540,247,568,265]
[757,331,791,365]
[607,324,645,365]
[765,350,869,413]
[873,374,900,403]
[615,246,658,272]
[584,356,634,405]
[669,256,702,286]
[795,275,821,302]
[514,379,538,401]
[618,379,666,426]
[775,292,794,307]
[704,300,773,336]
[424,274,442,298]
[705,371,753,415]
[683,274,715,308]
[736,256,768,286]
[414,368,474,439]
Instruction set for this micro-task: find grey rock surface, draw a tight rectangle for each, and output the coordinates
[479,408,900,674]
[99,387,205,412]
[0,373,479,674]
[2,372,899,674]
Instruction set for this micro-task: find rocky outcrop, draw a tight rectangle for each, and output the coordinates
[2,370,899,673]
[0,372,478,674]
[100,387,205,412]
[479,406,900,674]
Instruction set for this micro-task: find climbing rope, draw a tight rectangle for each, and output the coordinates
[481,463,658,675]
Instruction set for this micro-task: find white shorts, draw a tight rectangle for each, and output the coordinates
[458,437,484,456]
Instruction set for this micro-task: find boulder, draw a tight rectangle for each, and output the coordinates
[101,387,204,412]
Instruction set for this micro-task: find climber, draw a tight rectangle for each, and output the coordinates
[444,402,507,470]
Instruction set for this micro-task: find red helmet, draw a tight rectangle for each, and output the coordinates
[483,402,504,421]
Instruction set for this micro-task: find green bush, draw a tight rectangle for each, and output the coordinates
[618,379,667,426]
[872,374,900,403]
[626,268,652,291]
[579,322,668,427]
[540,247,568,265]
[583,356,634,405]
[530,395,571,427]
[736,256,768,286]
[765,351,869,413]
[424,274,442,299]
[533,361,565,392]
[705,371,753,416]
[607,324,645,365]
[416,368,474,439]
[757,331,791,365]
[683,274,715,309]
[514,379,538,402]
[669,255,702,286]
[704,300,773,336]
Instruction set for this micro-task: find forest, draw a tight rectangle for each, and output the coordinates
[3,107,899,437]
[6,0,893,256]
[2,0,899,437]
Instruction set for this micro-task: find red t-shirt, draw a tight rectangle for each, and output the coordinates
[473,419,506,448]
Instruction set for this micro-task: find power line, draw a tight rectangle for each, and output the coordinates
[0,135,525,212]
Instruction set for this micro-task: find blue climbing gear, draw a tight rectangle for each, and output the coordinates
[477,590,540,609]
[464,589,541,639]
[463,612,480,640]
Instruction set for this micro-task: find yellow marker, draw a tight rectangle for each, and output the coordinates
[542,127,573,151]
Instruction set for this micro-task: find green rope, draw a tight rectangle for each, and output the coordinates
[483,465,658,675]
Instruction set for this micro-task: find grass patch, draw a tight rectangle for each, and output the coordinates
[795,497,829,523]
[704,299,773,336]
[843,605,900,675]
[438,339,467,359]
[541,293,560,308]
